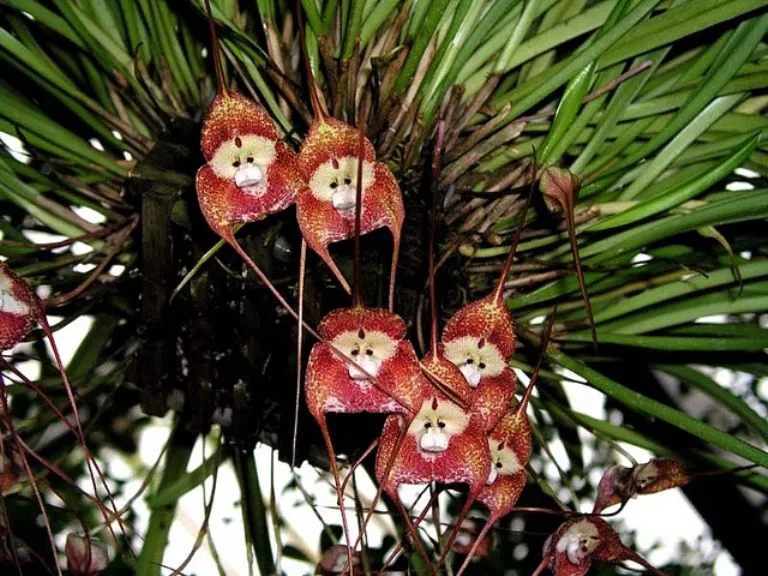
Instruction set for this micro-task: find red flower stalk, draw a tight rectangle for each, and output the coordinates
[1,262,127,573]
[295,26,404,311]
[196,0,305,316]
[539,165,597,348]
[300,97,421,576]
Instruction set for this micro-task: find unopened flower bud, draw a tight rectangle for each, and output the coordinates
[539,166,580,215]
[65,534,108,575]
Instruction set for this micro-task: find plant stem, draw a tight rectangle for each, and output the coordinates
[135,420,196,576]
[233,448,275,576]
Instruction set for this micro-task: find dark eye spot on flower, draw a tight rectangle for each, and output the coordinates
[479,362,486,369]
[247,156,254,163]
[466,358,474,365]
[365,349,374,356]
[233,160,241,167]
[344,178,352,185]
[438,421,446,429]
[496,462,503,469]
[424,422,432,429]
[330,181,338,189]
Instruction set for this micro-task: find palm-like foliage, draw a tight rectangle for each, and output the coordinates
[0,0,766,574]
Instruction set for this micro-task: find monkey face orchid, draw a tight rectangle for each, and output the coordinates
[376,395,489,490]
[196,92,303,240]
[304,306,429,419]
[442,336,515,431]
[0,262,38,352]
[442,295,516,361]
[537,517,665,576]
[296,117,404,307]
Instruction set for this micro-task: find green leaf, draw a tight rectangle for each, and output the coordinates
[656,364,768,442]
[593,261,768,323]
[539,61,597,165]
[147,445,226,509]
[609,13,768,177]
[596,282,768,334]
[580,189,768,263]
[591,130,760,228]
[392,0,452,96]
[234,450,275,576]
[548,349,768,468]
[491,0,659,118]
[562,331,768,351]
[600,0,768,68]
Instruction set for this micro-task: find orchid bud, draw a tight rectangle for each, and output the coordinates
[539,165,580,215]
[592,464,634,513]
[316,544,360,575]
[0,453,18,494]
[65,534,108,575]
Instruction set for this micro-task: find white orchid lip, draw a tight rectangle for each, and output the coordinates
[332,184,357,210]
[486,466,499,485]
[566,538,587,564]
[0,293,28,316]
[348,356,380,380]
[557,520,600,564]
[419,428,449,452]
[460,363,481,387]
[235,165,263,188]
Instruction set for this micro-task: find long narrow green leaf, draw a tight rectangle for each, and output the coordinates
[0,87,126,175]
[234,450,275,576]
[0,162,88,239]
[539,62,597,165]
[595,284,768,335]
[419,0,477,120]
[572,50,668,174]
[600,0,768,68]
[618,93,744,200]
[562,331,768,351]
[360,0,399,47]
[0,0,85,47]
[593,261,768,323]
[52,0,135,75]
[543,404,768,493]
[581,189,768,263]
[657,364,768,442]
[136,424,195,576]
[342,0,365,58]
[392,0,452,96]
[548,349,768,468]
[610,13,768,174]
[502,0,660,121]
[147,445,227,509]
[592,132,760,229]
[464,0,610,95]
[300,0,323,37]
